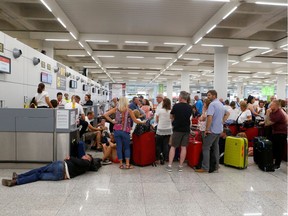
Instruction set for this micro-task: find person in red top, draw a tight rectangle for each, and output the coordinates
[265,100,287,169]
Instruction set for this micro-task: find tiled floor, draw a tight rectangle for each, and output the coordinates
[0,155,287,216]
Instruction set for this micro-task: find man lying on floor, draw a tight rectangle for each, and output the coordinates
[2,154,94,187]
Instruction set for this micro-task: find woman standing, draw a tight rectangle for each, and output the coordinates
[247,95,259,121]
[198,99,211,139]
[104,97,145,169]
[141,99,152,119]
[35,83,53,108]
[155,98,173,164]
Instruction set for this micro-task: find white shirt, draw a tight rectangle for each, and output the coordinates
[155,101,163,114]
[65,102,84,119]
[35,91,49,107]
[156,108,172,130]
[228,108,240,121]
[237,109,252,124]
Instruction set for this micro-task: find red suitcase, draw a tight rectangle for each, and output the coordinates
[228,124,238,136]
[240,127,259,147]
[190,130,202,142]
[132,132,156,166]
[186,136,202,168]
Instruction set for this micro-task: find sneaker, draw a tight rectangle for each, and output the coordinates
[12,172,18,180]
[101,159,112,165]
[195,168,208,173]
[165,165,172,172]
[178,165,183,172]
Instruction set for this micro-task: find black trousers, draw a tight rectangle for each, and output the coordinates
[79,119,88,138]
[272,133,286,166]
[156,134,170,161]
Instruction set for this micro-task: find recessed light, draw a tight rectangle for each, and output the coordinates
[126,56,144,59]
[40,0,52,12]
[146,72,157,75]
[170,68,183,71]
[261,49,273,55]
[97,55,115,58]
[155,57,172,60]
[164,42,186,45]
[85,40,110,43]
[125,41,148,44]
[109,72,121,74]
[206,24,217,34]
[272,62,287,65]
[78,42,84,48]
[194,37,203,44]
[255,1,288,6]
[69,32,77,40]
[184,58,201,61]
[67,54,86,57]
[128,67,141,69]
[248,46,270,50]
[246,61,262,63]
[57,18,66,28]
[128,72,139,74]
[45,39,70,42]
[222,6,237,20]
[201,44,223,47]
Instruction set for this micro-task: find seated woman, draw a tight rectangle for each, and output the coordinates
[191,105,200,118]
[236,101,252,124]
[101,133,118,164]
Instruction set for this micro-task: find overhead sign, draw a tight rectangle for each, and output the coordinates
[56,63,66,90]
[261,86,274,96]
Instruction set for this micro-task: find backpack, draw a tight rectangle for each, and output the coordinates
[133,119,151,136]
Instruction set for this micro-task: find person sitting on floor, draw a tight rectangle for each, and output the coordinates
[2,154,94,187]
[101,133,118,165]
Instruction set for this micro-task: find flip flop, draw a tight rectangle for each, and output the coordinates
[126,164,134,169]
[119,164,125,169]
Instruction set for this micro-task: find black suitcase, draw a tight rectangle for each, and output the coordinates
[253,137,274,172]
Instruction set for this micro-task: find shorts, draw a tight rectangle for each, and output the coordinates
[83,132,97,141]
[171,132,189,147]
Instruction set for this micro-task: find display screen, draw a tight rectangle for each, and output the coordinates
[0,55,11,74]
[69,80,77,89]
[40,72,52,84]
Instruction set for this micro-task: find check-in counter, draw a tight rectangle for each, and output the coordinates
[0,108,78,163]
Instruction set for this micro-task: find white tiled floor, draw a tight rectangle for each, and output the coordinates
[0,156,287,216]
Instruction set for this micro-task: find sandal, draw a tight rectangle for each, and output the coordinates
[126,164,134,169]
[119,164,125,169]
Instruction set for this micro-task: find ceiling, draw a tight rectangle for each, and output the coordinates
[0,0,287,92]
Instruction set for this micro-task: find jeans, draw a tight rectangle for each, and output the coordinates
[202,133,220,170]
[16,161,64,185]
[156,135,170,161]
[114,130,131,160]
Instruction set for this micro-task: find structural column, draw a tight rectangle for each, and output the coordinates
[276,75,286,99]
[214,47,228,100]
[166,80,173,101]
[181,71,190,92]
[42,41,54,59]
[236,82,244,99]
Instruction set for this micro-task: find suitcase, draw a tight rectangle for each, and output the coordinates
[186,137,202,168]
[190,130,202,142]
[224,136,248,169]
[228,124,238,136]
[241,127,259,147]
[132,132,156,166]
[253,137,274,172]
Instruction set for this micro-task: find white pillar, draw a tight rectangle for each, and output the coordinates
[214,47,228,100]
[276,75,286,99]
[42,41,54,59]
[166,80,173,101]
[181,71,190,92]
[236,82,244,100]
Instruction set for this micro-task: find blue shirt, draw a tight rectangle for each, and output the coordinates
[195,99,203,115]
[129,102,138,110]
[207,98,227,134]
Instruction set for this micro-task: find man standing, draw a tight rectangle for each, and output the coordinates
[166,91,192,172]
[194,95,203,115]
[155,93,164,113]
[83,94,93,106]
[265,100,287,169]
[56,92,65,106]
[196,90,229,173]
[129,96,145,120]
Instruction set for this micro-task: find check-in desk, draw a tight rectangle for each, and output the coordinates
[0,108,78,164]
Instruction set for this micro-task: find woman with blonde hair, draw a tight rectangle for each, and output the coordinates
[104,97,145,169]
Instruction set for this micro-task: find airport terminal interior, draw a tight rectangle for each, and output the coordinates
[0,0,287,215]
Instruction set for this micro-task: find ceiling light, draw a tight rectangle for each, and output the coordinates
[126,56,144,59]
[83,66,98,68]
[92,57,95,61]
[128,80,137,82]
[186,45,193,51]
[255,1,288,6]
[184,58,201,61]
[275,71,287,74]
[243,57,251,61]
[97,55,115,58]
[246,61,262,63]
[194,37,203,44]
[78,42,84,48]
[248,46,270,50]
[149,68,161,70]
[40,0,52,12]
[231,61,239,65]
[106,66,119,69]
[206,24,217,34]
[155,57,172,60]
[201,44,223,47]
[69,32,77,40]
[128,72,139,74]
[280,44,288,48]
[125,41,148,44]
[257,72,271,75]
[146,72,157,75]
[170,68,183,71]
[252,75,265,78]
[283,48,288,51]
[67,54,86,57]
[228,60,237,62]
[238,71,250,72]
[110,72,121,74]
[45,39,70,42]
[164,42,187,45]
[85,40,110,43]
[261,49,273,55]
[272,62,287,65]
[128,67,140,69]
[57,18,66,28]
[86,51,91,56]
[222,6,238,19]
